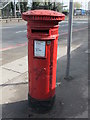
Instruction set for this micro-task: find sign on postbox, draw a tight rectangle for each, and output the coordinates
[34,40,46,57]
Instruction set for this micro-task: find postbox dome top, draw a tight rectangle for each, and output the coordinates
[22,9,65,21]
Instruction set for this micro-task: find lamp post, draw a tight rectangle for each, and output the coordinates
[14,0,16,17]
[65,0,73,80]
[18,0,21,14]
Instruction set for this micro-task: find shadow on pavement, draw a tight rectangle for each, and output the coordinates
[2,100,28,118]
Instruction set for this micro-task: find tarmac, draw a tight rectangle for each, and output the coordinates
[0,21,89,118]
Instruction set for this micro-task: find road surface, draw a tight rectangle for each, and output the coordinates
[0,20,88,65]
[1,20,88,50]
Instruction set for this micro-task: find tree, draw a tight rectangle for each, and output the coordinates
[11,2,14,16]
[17,2,28,13]
[23,2,28,12]
[55,2,62,12]
[31,2,41,10]
[31,0,62,12]
[74,2,82,9]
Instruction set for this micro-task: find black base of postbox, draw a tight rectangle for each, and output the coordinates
[28,93,55,113]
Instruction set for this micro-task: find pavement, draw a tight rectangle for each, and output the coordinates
[0,20,89,119]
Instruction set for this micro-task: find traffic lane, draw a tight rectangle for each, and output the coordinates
[2,25,27,48]
[1,24,27,32]
[58,22,88,44]
[2,20,88,34]
[58,27,88,47]
[1,21,88,49]
[2,20,88,37]
[59,21,88,35]
[2,25,27,40]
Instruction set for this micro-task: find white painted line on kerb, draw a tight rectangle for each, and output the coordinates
[0,26,13,29]
[85,50,90,54]
[0,24,26,29]
[59,24,68,27]
[0,58,2,61]
[57,44,82,60]
[0,26,20,29]
[59,21,88,26]
[16,30,27,34]
[74,21,88,24]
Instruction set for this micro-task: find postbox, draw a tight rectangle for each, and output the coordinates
[22,10,65,111]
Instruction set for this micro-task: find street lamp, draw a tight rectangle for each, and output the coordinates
[14,0,16,17]
[65,0,73,80]
[18,0,21,14]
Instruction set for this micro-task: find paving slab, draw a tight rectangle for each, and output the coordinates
[1,72,28,105]
[2,56,28,74]
[0,67,20,85]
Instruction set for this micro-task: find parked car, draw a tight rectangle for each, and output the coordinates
[74,9,86,16]
[62,10,69,16]
[16,11,21,18]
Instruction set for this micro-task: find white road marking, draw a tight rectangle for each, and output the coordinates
[16,30,27,34]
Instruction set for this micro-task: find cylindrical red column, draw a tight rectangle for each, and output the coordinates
[22,10,65,111]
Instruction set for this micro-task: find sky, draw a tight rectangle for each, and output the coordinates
[62,0,90,10]
[28,0,90,10]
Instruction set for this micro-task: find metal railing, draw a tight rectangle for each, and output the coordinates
[0,0,12,10]
[0,18,23,23]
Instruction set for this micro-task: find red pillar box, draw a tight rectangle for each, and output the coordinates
[22,10,65,111]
